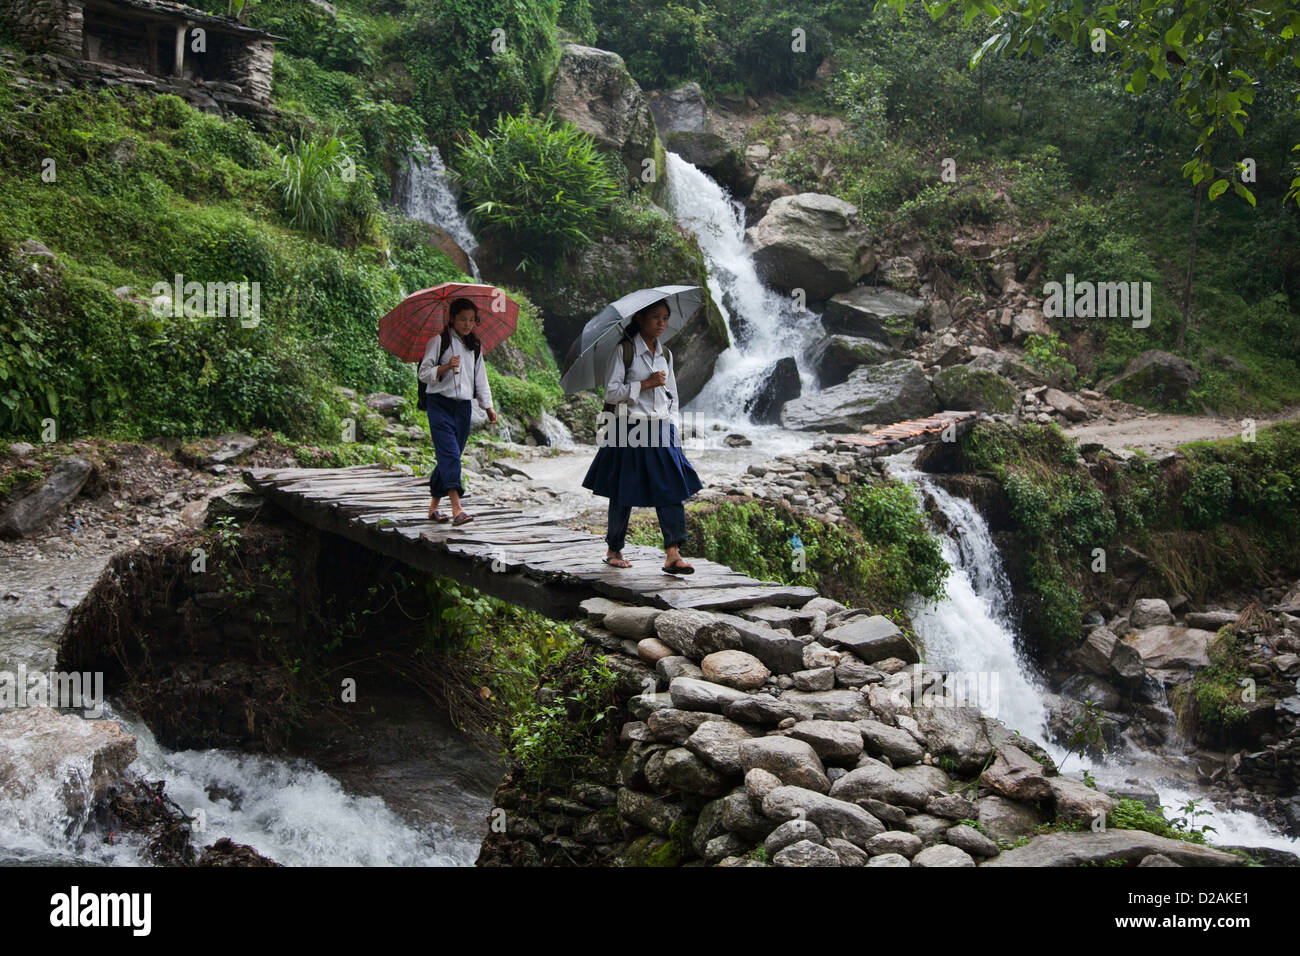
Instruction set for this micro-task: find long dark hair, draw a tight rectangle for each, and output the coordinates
[448,297,480,351]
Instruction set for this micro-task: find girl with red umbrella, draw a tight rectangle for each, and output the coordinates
[417,297,499,524]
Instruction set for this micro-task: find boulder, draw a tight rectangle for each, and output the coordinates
[822,286,928,347]
[825,614,920,664]
[1043,388,1088,421]
[684,719,759,774]
[738,736,830,792]
[983,829,1243,867]
[1074,626,1146,687]
[0,708,137,820]
[866,852,912,867]
[1097,350,1200,406]
[1049,775,1114,825]
[806,335,894,387]
[655,609,742,658]
[701,650,770,690]
[830,758,931,809]
[616,787,684,836]
[765,819,824,855]
[1123,626,1214,682]
[786,720,864,764]
[864,830,922,858]
[645,747,731,796]
[0,457,94,539]
[746,193,873,299]
[856,720,924,766]
[603,606,662,640]
[911,706,994,775]
[1130,598,1175,628]
[543,43,663,193]
[646,708,720,744]
[1009,308,1050,343]
[744,357,801,424]
[912,844,975,867]
[772,839,841,867]
[648,82,707,135]
[781,360,938,432]
[977,795,1046,843]
[667,677,750,712]
[930,365,1019,414]
[980,745,1052,801]
[761,785,886,848]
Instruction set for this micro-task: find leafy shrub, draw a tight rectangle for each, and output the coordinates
[274,132,371,241]
[1023,333,1077,384]
[453,112,623,272]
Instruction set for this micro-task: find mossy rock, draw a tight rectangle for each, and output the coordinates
[931,365,1018,414]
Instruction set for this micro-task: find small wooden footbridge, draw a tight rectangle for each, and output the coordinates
[241,412,977,619]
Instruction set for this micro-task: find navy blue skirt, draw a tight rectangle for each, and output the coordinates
[582,418,703,508]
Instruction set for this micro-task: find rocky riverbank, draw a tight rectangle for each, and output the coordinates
[479,597,1267,867]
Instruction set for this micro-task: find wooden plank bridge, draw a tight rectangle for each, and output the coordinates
[241,412,980,620]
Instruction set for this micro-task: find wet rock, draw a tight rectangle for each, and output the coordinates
[981,744,1052,801]
[1074,626,1146,687]
[806,334,895,387]
[744,357,802,424]
[930,364,1018,414]
[1123,625,1214,682]
[780,360,938,432]
[0,456,93,538]
[1050,776,1114,825]
[0,707,136,818]
[822,286,927,346]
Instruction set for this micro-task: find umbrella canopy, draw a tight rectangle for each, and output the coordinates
[559,285,703,395]
[378,282,519,362]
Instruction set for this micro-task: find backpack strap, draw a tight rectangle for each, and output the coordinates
[439,328,479,401]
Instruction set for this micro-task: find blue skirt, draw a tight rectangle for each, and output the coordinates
[582,418,703,508]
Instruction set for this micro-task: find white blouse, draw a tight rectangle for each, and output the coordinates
[603,331,679,420]
[417,331,494,410]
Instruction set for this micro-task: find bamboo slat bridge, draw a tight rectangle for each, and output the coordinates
[241,412,979,620]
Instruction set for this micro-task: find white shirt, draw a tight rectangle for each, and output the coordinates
[418,331,494,410]
[603,332,679,420]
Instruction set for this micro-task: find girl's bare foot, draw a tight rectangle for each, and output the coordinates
[603,551,632,568]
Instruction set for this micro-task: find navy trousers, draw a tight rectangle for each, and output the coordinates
[606,499,688,552]
[426,393,471,497]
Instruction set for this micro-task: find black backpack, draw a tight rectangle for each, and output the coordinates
[603,333,671,415]
[417,328,481,410]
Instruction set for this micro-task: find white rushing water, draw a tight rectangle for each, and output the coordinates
[393,141,481,279]
[893,460,1300,854]
[0,552,489,867]
[664,152,825,431]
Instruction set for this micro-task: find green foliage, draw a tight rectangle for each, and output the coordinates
[1021,333,1076,384]
[1107,798,1210,845]
[274,131,376,243]
[682,483,946,613]
[1173,625,1251,739]
[509,650,621,785]
[453,111,624,273]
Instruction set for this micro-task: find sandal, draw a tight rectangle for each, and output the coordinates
[452,511,475,526]
[602,553,632,568]
[662,558,695,575]
[429,509,451,523]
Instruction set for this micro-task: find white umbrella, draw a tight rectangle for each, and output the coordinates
[559,286,703,396]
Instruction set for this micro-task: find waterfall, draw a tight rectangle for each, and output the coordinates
[536,412,575,449]
[394,142,481,280]
[663,152,824,423]
[892,458,1300,854]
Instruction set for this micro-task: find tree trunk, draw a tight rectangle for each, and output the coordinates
[1176,180,1204,351]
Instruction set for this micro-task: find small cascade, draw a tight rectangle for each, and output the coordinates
[536,412,574,449]
[891,457,1300,854]
[393,142,481,279]
[663,152,824,424]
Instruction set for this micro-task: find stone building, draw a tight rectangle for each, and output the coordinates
[0,0,280,121]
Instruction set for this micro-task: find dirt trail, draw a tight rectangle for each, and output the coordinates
[1065,409,1299,455]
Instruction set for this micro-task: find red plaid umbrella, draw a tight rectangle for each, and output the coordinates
[378,282,519,362]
